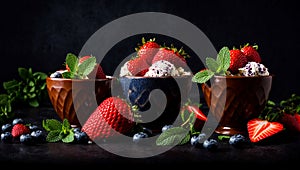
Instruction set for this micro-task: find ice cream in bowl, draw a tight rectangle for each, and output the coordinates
[117,38,194,132]
[192,44,273,135]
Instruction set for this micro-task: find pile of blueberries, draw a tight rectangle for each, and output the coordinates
[1,118,46,145]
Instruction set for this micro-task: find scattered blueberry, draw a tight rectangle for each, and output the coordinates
[133,132,148,143]
[31,130,46,143]
[203,139,218,151]
[190,133,207,147]
[74,131,89,144]
[1,132,13,143]
[29,125,39,131]
[12,118,24,125]
[162,125,173,132]
[229,134,248,148]
[20,134,34,145]
[1,123,12,132]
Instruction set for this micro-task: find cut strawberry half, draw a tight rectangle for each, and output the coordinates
[247,118,284,143]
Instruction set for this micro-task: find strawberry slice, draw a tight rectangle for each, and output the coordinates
[247,118,284,143]
[185,105,207,121]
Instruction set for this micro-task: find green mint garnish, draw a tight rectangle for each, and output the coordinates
[62,53,97,79]
[192,46,230,84]
[156,127,190,146]
[42,118,74,143]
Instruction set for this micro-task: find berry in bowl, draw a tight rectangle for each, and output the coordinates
[46,53,113,127]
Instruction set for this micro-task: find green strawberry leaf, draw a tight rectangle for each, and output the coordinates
[156,127,190,146]
[192,69,214,84]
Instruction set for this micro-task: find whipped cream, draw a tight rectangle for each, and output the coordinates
[238,62,269,76]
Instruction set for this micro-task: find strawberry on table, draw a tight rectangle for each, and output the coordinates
[240,44,262,63]
[280,113,300,132]
[135,37,160,65]
[81,96,135,140]
[247,118,284,143]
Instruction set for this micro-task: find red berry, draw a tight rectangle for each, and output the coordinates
[241,44,261,63]
[11,124,30,138]
[229,49,248,74]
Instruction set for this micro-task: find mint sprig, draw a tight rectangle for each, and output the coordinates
[192,46,230,84]
[62,53,97,79]
[156,127,190,146]
[42,118,74,143]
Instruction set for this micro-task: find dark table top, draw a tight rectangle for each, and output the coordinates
[1,106,300,168]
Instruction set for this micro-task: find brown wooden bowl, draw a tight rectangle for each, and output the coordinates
[46,77,114,127]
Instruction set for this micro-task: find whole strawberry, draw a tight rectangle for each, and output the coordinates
[229,49,248,74]
[151,46,188,68]
[11,124,30,138]
[135,37,160,65]
[127,56,150,76]
[81,96,135,140]
[240,44,261,63]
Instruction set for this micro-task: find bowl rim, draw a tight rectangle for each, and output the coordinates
[213,74,273,79]
[46,75,116,82]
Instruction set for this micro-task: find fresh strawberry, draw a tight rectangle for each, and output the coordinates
[185,105,207,121]
[240,44,261,63]
[88,63,106,79]
[151,46,188,68]
[135,37,160,65]
[229,49,248,74]
[81,96,135,140]
[280,113,300,132]
[127,56,150,76]
[11,124,30,138]
[247,118,284,143]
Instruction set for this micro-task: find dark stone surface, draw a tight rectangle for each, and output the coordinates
[1,106,300,168]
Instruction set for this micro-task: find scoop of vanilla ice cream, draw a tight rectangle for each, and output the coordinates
[144,60,191,77]
[238,62,269,76]
[120,61,132,77]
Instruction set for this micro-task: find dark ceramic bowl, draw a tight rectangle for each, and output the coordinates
[46,76,114,127]
[118,75,192,132]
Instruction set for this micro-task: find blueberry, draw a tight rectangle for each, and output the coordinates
[190,133,207,147]
[12,118,24,125]
[203,139,218,151]
[20,134,34,145]
[162,125,173,132]
[29,125,39,131]
[1,132,13,143]
[1,123,12,132]
[229,134,248,148]
[31,130,46,143]
[74,131,89,144]
[133,132,148,143]
[73,127,81,133]
[50,71,63,78]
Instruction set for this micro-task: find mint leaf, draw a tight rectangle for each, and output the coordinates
[18,67,30,80]
[3,80,20,90]
[192,69,214,84]
[62,71,73,79]
[62,131,74,143]
[46,130,62,142]
[62,118,71,130]
[206,57,219,72]
[66,53,78,73]
[216,46,230,72]
[156,127,190,146]
[77,56,96,78]
[42,119,62,131]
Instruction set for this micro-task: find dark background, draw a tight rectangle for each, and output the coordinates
[0,0,299,103]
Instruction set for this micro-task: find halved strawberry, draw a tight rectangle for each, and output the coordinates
[240,44,261,63]
[229,49,248,74]
[127,56,150,76]
[135,37,160,65]
[247,118,284,143]
[280,113,300,132]
[152,46,188,68]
